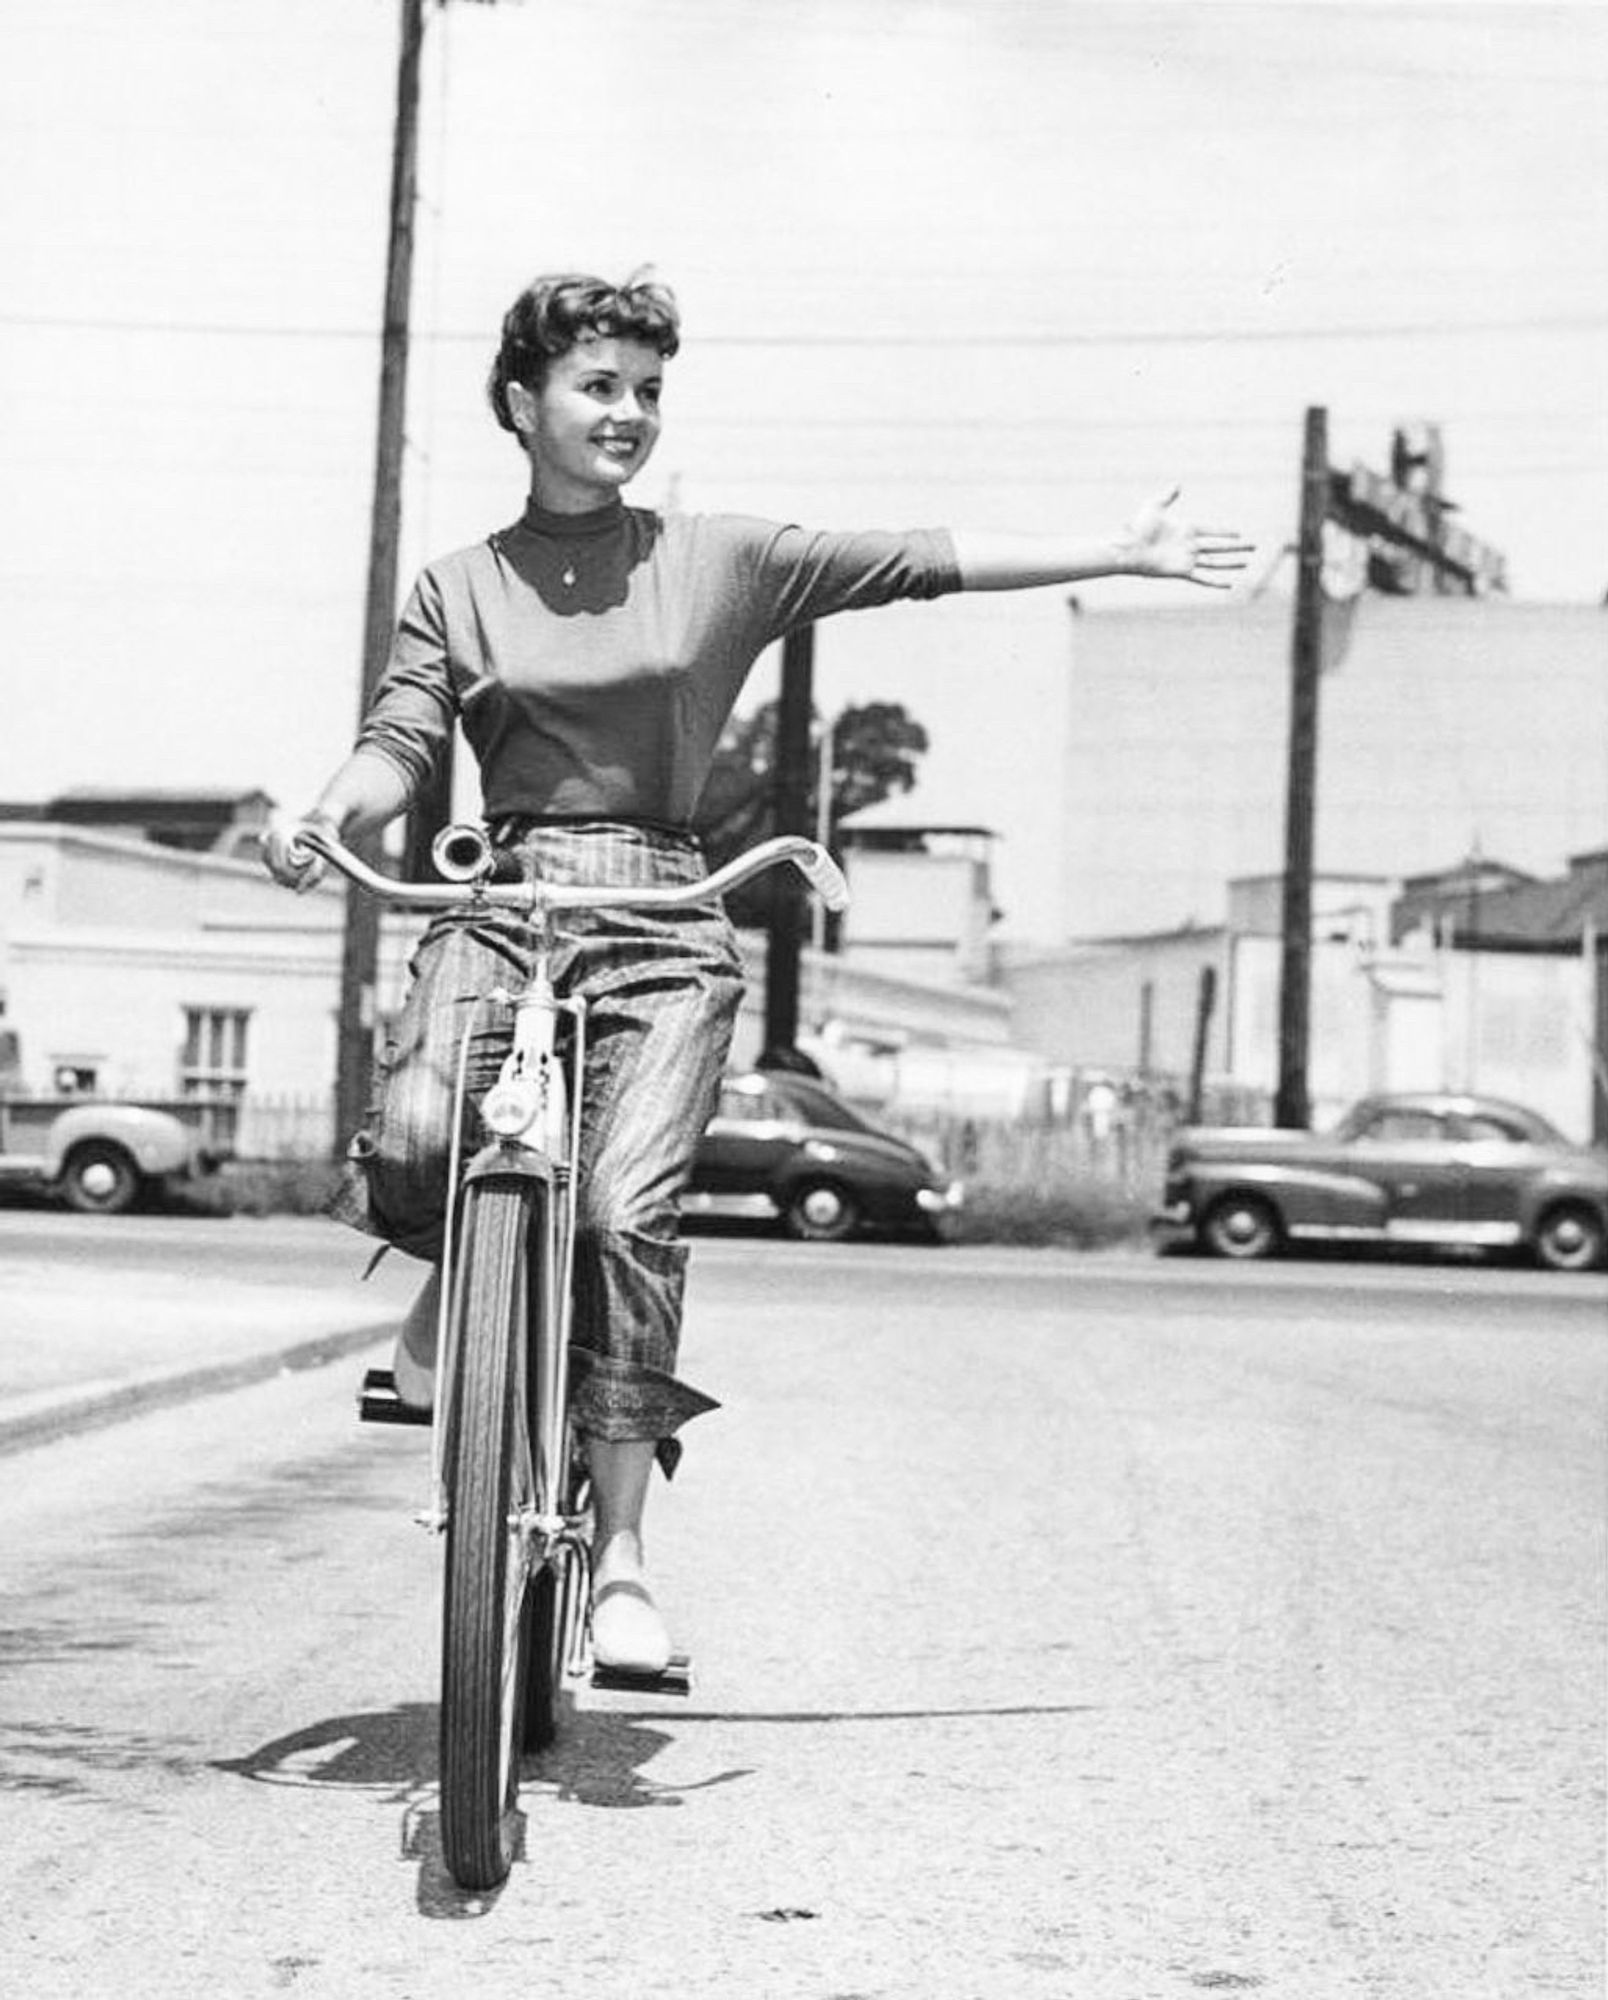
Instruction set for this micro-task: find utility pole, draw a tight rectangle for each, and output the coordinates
[763,624,815,1057]
[1271,408,1505,1130]
[1275,406,1328,1129]
[333,0,425,1154]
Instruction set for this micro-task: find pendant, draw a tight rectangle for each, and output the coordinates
[561,563,577,588]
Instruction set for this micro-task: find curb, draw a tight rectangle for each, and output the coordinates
[0,1320,395,1460]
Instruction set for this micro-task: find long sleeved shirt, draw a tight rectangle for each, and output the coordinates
[355,499,961,827]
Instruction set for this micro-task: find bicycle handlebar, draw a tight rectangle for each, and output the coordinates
[288,821,851,915]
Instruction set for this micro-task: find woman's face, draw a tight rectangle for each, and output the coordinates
[509,333,665,510]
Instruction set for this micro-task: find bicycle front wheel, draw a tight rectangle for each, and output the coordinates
[439,1176,537,1892]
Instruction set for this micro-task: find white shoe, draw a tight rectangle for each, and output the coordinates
[591,1580,672,1674]
[391,1334,434,1415]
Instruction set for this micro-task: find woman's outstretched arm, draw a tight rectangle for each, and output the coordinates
[950,488,1253,593]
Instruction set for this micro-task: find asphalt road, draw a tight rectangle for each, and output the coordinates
[0,1217,1602,1999]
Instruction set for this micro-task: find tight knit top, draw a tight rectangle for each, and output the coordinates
[355,499,962,829]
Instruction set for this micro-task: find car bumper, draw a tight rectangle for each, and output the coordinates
[916,1181,965,1217]
[914,1180,965,1239]
[1149,1200,1196,1248]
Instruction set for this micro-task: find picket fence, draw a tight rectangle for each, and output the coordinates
[236,1075,1271,1198]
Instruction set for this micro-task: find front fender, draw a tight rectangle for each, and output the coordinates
[1185,1160,1389,1231]
[42,1105,195,1180]
[1517,1171,1608,1238]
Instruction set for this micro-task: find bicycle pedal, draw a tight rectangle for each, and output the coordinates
[589,1652,693,1697]
[357,1367,432,1427]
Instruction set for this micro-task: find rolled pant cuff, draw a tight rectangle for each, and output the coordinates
[331,1145,445,1264]
[568,1347,720,1479]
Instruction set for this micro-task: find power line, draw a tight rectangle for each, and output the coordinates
[2,309,1604,346]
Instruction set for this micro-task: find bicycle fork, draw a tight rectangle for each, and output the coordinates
[433,946,586,1496]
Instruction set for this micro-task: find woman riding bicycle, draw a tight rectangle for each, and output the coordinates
[263,269,1248,1677]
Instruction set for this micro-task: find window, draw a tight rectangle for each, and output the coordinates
[1358,1108,1447,1144]
[181,1007,251,1099]
[717,1082,779,1124]
[1459,1113,1526,1145]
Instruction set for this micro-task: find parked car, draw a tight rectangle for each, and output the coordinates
[683,1070,963,1242]
[1152,1091,1608,1273]
[0,1094,237,1214]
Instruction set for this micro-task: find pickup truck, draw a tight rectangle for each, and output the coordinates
[1153,1090,1608,1273]
[0,1095,237,1214]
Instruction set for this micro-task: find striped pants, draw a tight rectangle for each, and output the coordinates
[334,823,745,1463]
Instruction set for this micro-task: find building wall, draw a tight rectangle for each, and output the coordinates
[1005,931,1230,1081]
[0,823,1025,1145]
[1002,870,1601,1140]
[1063,598,1608,942]
[841,849,995,985]
[1226,933,1597,1138]
[0,826,405,1104]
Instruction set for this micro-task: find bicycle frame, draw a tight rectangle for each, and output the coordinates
[427,901,592,1667]
[294,816,848,1572]
[293,817,849,1881]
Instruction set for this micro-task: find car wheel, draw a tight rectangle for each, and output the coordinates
[1200,1192,1280,1260]
[59,1143,142,1216]
[1533,1202,1607,1273]
[784,1180,861,1243]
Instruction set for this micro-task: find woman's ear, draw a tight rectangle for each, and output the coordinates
[505,380,538,436]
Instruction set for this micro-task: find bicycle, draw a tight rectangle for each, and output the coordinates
[290,818,848,1891]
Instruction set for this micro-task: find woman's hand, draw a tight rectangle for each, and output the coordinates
[950,499,1254,593]
[258,751,412,891]
[1121,488,1254,590]
[260,810,339,892]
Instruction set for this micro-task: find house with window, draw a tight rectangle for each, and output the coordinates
[0,816,379,1142]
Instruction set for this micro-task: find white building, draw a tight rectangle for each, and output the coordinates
[1002,854,1607,1143]
[1059,596,1608,942]
[0,806,1025,1151]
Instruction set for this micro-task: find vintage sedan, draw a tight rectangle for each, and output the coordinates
[1153,1091,1608,1272]
[683,1069,963,1242]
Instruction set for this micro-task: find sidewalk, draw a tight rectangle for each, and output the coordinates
[0,1229,417,1455]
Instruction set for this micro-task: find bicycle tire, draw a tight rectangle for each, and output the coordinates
[439,1175,537,1892]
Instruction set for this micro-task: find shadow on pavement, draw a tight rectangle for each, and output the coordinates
[215,1693,1099,1916]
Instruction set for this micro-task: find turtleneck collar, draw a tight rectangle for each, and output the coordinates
[518,495,627,539]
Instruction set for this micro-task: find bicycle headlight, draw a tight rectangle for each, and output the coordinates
[481,1079,541,1138]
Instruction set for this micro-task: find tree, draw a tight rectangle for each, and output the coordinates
[694,699,929,928]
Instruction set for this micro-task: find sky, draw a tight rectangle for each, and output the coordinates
[2,0,1605,938]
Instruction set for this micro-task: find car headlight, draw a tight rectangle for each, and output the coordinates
[917,1181,965,1212]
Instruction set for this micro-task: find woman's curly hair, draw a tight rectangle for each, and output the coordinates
[487,272,681,434]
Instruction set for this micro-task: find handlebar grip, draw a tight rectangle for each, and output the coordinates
[799,848,850,914]
[284,816,338,866]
